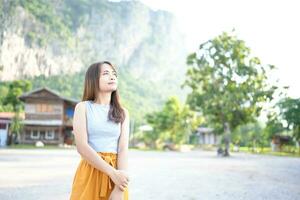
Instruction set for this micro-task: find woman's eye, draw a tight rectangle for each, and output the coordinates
[102,72,117,77]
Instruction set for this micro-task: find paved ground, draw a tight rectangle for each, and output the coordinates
[0,148,299,200]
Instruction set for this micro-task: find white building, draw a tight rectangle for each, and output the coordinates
[195,127,221,145]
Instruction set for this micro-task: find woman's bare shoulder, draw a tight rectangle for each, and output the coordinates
[75,101,87,112]
[121,107,129,119]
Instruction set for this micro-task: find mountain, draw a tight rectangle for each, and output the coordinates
[0,0,190,124]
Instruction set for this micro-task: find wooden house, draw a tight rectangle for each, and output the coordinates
[19,87,78,145]
[271,134,293,152]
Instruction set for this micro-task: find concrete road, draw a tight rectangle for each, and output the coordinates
[0,148,299,200]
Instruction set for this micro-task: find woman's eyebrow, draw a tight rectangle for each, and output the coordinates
[102,69,116,73]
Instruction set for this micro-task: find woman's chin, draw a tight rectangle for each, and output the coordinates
[109,87,117,92]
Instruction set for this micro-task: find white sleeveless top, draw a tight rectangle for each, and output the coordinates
[85,100,121,153]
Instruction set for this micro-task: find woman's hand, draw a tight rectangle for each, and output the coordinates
[108,186,124,200]
[109,169,129,191]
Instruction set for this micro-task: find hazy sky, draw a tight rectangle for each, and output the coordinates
[138,0,300,98]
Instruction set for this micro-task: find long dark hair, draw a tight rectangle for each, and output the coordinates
[82,61,125,123]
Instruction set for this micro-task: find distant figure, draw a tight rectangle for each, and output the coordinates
[217,147,224,156]
[70,61,130,200]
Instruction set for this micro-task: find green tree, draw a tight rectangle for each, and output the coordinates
[232,122,267,152]
[182,31,277,156]
[278,97,300,147]
[9,110,24,145]
[263,111,285,140]
[0,82,13,111]
[0,80,31,144]
[2,80,32,111]
[145,96,202,149]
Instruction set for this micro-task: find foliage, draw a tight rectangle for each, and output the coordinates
[278,97,300,142]
[0,80,32,111]
[232,122,268,149]
[17,0,74,47]
[145,96,203,148]
[9,111,24,136]
[182,31,277,135]
[263,111,285,140]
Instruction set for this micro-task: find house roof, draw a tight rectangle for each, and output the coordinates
[197,127,214,133]
[19,87,79,105]
[0,112,25,120]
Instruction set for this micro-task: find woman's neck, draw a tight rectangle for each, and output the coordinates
[94,92,111,105]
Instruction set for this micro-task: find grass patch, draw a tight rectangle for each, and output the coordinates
[238,146,300,158]
[129,146,164,152]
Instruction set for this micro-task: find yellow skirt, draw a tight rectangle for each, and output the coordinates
[70,152,129,200]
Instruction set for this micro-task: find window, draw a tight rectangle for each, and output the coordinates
[30,130,40,139]
[25,130,31,140]
[36,104,53,113]
[0,123,6,129]
[45,130,55,140]
[40,130,46,138]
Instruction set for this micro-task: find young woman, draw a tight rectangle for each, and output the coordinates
[70,61,130,200]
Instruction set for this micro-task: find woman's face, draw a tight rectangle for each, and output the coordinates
[99,63,118,92]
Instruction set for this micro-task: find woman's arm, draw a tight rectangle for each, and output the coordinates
[114,107,130,193]
[72,102,115,177]
[117,108,130,172]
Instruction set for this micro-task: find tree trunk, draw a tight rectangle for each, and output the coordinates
[223,123,231,156]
